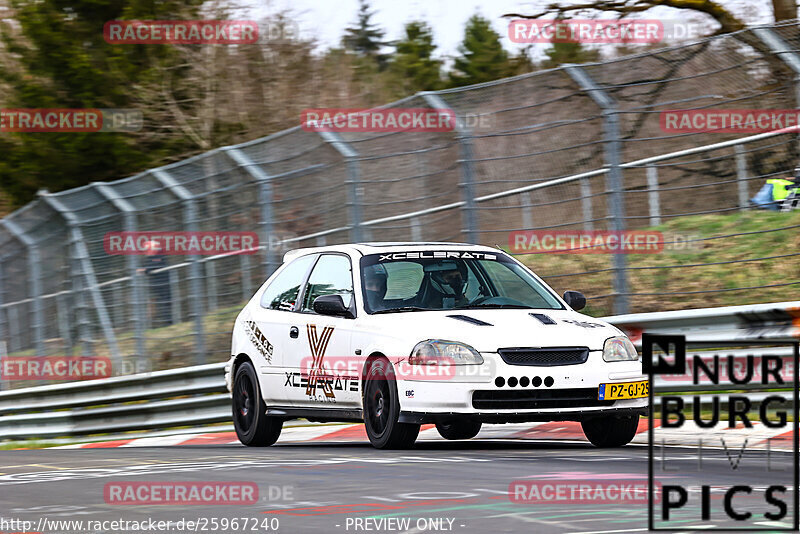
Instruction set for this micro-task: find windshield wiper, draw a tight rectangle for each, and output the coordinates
[372,306,430,314]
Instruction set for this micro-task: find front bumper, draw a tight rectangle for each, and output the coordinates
[397,351,647,420]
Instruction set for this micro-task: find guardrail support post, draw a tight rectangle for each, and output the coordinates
[316,131,365,242]
[93,183,146,359]
[646,166,662,226]
[153,170,206,364]
[565,65,629,314]
[38,191,121,362]
[422,93,479,244]
[224,148,279,277]
[0,219,46,356]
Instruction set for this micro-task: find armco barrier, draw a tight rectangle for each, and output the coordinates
[0,301,798,440]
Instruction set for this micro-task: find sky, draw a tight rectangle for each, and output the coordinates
[254,0,773,59]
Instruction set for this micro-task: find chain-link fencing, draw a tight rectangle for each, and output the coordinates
[2,22,800,381]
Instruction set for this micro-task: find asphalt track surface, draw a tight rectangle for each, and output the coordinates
[0,438,796,534]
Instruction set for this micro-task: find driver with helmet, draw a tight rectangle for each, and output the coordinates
[424,260,470,309]
[363,263,389,312]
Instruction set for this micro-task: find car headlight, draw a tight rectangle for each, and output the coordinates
[409,340,484,365]
[603,336,639,362]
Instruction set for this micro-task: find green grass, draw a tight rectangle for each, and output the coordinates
[515,210,800,316]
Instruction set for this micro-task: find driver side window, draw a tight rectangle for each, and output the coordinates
[301,254,354,313]
[260,254,317,311]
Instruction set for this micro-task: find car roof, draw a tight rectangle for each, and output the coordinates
[282,242,503,262]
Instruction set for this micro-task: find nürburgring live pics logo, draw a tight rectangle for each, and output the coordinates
[645,333,799,531]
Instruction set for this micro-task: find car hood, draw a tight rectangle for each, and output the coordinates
[364,308,624,352]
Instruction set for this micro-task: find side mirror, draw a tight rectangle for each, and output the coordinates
[313,294,354,318]
[563,290,586,311]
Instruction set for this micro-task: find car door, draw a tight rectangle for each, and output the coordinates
[284,253,360,408]
[245,253,318,406]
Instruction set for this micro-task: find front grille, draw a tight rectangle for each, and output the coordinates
[472,388,613,410]
[498,347,589,366]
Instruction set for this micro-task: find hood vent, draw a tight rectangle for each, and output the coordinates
[530,313,557,325]
[447,314,492,326]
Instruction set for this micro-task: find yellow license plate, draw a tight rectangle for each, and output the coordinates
[598,380,649,400]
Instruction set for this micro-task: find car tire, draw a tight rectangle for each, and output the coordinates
[363,358,420,449]
[232,361,282,447]
[581,414,639,447]
[435,420,482,440]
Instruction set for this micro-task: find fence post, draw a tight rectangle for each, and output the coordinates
[646,165,662,226]
[205,260,217,312]
[224,147,279,277]
[152,169,206,364]
[169,268,182,324]
[519,192,534,229]
[0,259,5,344]
[55,292,72,354]
[0,219,45,356]
[753,27,800,108]
[93,183,146,359]
[240,253,252,302]
[0,259,5,391]
[422,93,479,244]
[316,131,365,242]
[581,179,594,231]
[565,65,629,314]
[753,27,800,165]
[734,145,750,210]
[38,191,122,362]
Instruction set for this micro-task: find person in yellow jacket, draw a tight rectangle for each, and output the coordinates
[750,167,800,210]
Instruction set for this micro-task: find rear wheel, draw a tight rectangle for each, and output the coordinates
[581,414,639,447]
[436,420,482,440]
[232,361,282,447]
[363,358,420,449]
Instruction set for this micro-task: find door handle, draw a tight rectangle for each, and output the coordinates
[289,326,299,339]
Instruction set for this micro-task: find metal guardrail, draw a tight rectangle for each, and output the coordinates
[607,300,800,344]
[0,302,797,440]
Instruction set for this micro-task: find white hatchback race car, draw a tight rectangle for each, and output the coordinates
[226,243,648,449]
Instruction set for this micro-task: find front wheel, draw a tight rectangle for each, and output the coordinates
[232,361,282,447]
[436,420,482,440]
[581,414,639,447]
[363,358,420,449]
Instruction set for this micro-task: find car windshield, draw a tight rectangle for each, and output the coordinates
[360,251,564,314]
